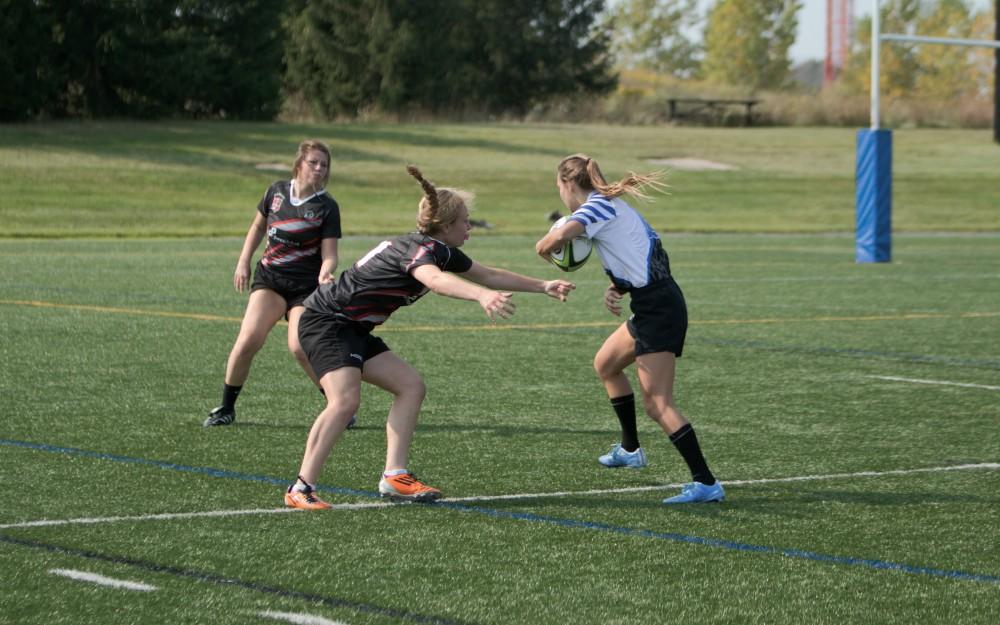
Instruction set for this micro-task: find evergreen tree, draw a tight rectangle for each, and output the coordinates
[0,0,58,120]
[283,0,616,118]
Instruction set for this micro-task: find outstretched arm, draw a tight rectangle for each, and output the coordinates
[461,262,575,302]
[412,264,515,323]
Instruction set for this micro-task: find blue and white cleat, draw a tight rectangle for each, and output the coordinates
[598,444,648,468]
[663,481,725,504]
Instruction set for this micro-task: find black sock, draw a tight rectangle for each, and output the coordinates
[221,384,242,411]
[610,394,640,452]
[669,423,715,485]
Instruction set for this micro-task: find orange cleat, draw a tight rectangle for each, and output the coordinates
[378,472,442,502]
[284,483,332,510]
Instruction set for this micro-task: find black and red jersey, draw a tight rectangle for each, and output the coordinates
[256,180,342,281]
[304,233,473,329]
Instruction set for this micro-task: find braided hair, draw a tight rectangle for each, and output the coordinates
[407,165,474,235]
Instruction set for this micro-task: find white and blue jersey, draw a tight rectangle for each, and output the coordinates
[568,192,672,291]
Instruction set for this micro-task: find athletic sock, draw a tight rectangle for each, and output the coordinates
[668,423,716,485]
[221,384,242,410]
[610,394,640,452]
[383,469,408,478]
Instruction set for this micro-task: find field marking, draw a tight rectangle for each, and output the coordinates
[49,568,157,592]
[0,503,392,530]
[448,462,1000,503]
[3,463,995,529]
[3,297,998,332]
[0,535,471,625]
[259,611,348,625]
[868,375,1000,391]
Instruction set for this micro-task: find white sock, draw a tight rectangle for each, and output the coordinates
[383,469,407,477]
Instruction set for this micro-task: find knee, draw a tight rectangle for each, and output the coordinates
[323,393,361,419]
[593,353,617,381]
[288,337,307,361]
[398,374,426,403]
[232,332,266,357]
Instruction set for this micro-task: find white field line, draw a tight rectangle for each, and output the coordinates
[2,464,997,530]
[446,462,1000,503]
[868,375,1000,391]
[0,502,393,530]
[49,568,157,592]
[259,611,347,625]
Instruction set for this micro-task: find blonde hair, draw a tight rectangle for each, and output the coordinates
[557,153,667,200]
[292,139,332,188]
[406,165,474,235]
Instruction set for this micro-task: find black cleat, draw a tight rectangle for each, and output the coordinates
[204,406,236,427]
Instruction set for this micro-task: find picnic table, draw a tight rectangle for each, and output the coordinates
[667,97,760,126]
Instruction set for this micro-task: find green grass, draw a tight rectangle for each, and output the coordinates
[1,232,999,625]
[1,122,998,237]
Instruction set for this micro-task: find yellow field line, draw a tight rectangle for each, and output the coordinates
[2,298,998,332]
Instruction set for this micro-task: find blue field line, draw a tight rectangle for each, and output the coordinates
[4,437,999,586]
[0,533,472,625]
[437,503,1000,585]
[0,438,375,499]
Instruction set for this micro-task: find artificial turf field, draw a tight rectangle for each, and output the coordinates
[1,232,998,625]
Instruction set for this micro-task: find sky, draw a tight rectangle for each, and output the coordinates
[790,0,996,63]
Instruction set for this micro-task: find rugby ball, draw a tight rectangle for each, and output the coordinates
[549,216,592,272]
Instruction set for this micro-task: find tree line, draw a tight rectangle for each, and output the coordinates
[1,0,990,122]
[1,0,614,121]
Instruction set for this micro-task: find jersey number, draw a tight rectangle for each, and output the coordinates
[355,240,392,267]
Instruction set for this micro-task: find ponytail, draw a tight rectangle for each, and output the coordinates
[558,154,667,201]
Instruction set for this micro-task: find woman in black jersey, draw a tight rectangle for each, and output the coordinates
[283,166,575,509]
[205,140,342,427]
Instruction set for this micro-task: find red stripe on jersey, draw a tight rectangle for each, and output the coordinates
[404,243,435,273]
[270,218,322,232]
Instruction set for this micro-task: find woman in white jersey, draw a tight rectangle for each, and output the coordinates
[535,154,723,504]
[205,140,344,427]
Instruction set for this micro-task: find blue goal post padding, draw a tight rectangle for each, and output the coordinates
[855,129,893,263]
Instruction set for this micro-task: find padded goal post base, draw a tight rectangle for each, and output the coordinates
[855,129,893,263]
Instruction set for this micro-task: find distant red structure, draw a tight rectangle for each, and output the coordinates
[824,0,854,85]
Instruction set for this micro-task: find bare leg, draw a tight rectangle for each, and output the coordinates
[286,305,321,388]
[224,289,287,386]
[297,367,362,484]
[593,323,636,398]
[634,351,689,435]
[361,351,426,472]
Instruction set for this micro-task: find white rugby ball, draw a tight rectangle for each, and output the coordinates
[549,216,592,272]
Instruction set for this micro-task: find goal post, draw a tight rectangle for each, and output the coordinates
[857,1,1000,263]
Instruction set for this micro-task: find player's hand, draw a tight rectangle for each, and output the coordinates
[479,290,515,323]
[604,284,624,316]
[318,271,334,285]
[233,262,252,293]
[543,280,575,302]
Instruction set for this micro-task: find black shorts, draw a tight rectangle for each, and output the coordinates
[298,308,391,378]
[251,261,318,309]
[625,278,688,357]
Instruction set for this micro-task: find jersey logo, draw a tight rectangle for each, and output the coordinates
[270,193,285,212]
[304,209,315,219]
